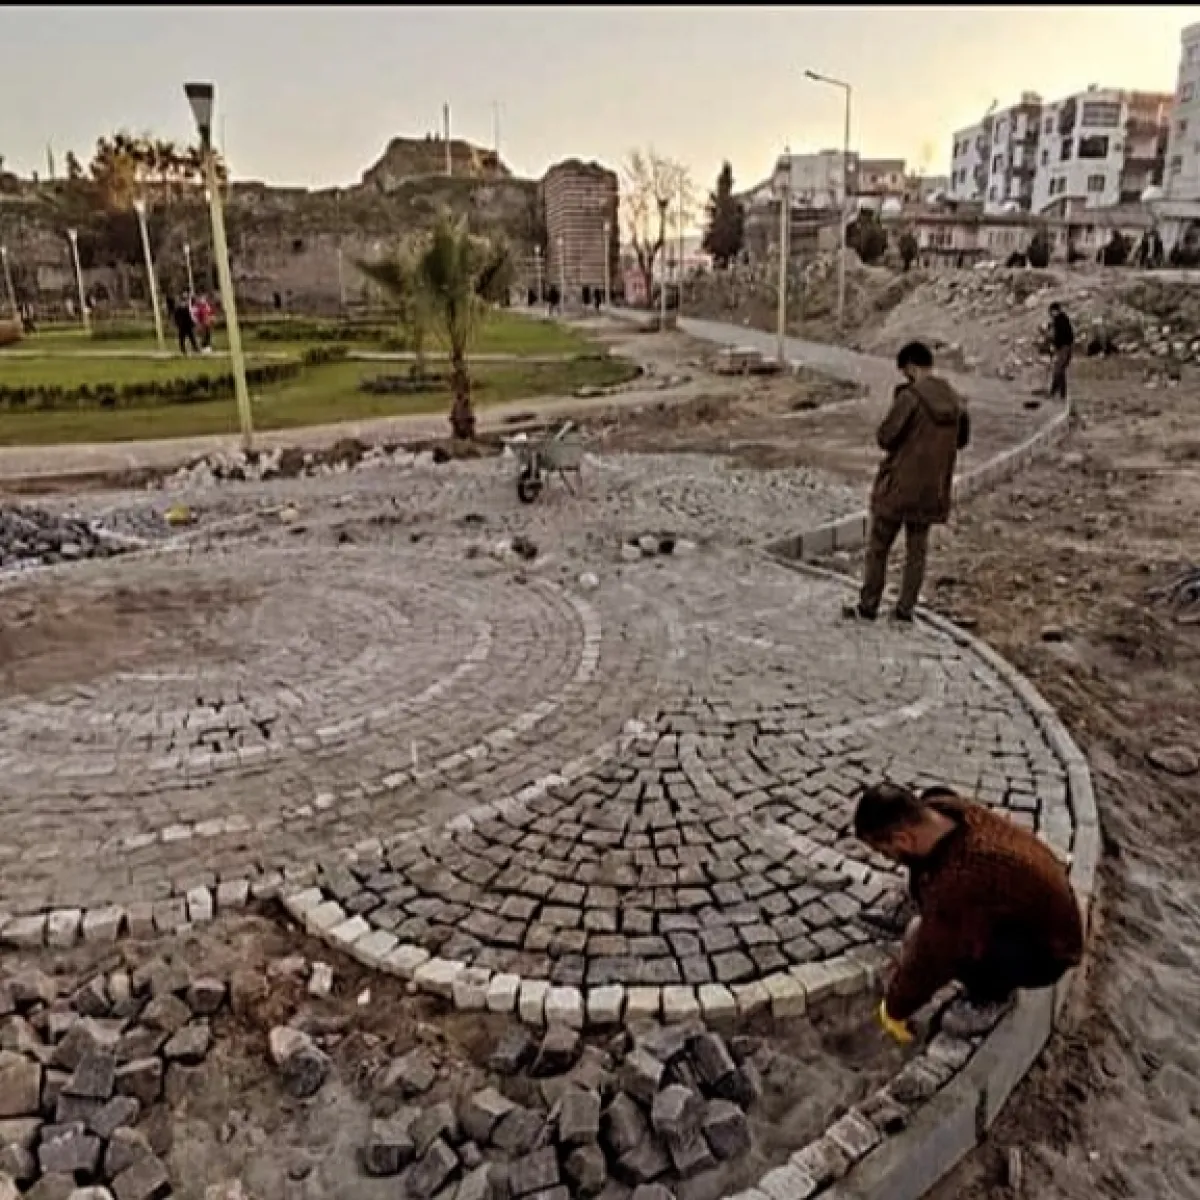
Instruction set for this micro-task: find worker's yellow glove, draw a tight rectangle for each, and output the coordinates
[878,999,914,1045]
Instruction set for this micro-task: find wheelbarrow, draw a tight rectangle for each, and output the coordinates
[512,421,585,503]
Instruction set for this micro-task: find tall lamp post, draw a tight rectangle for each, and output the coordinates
[804,69,852,330]
[557,234,566,308]
[776,155,792,365]
[183,240,196,295]
[184,80,253,452]
[601,219,611,308]
[66,228,89,333]
[0,246,17,320]
[533,245,543,303]
[132,198,166,353]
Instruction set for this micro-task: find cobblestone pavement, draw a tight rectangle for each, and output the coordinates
[0,495,1071,998]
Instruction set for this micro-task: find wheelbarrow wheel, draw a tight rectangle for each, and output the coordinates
[517,464,543,504]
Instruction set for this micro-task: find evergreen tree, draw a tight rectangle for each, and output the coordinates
[702,162,745,268]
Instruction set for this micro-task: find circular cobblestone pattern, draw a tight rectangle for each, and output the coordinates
[0,533,1070,993]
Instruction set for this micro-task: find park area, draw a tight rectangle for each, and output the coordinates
[0,310,638,445]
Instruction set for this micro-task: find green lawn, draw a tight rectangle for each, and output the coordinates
[0,356,639,446]
[15,309,596,358]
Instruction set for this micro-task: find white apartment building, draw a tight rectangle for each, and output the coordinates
[1165,21,1200,199]
[949,121,988,203]
[773,149,851,209]
[949,86,1171,216]
[1032,87,1171,215]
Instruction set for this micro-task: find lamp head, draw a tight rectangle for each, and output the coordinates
[184,82,216,149]
[67,228,78,243]
[133,198,146,216]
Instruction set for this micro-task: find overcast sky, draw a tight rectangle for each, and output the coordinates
[2,6,1195,194]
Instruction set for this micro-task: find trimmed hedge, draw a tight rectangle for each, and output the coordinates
[0,359,303,413]
[248,319,391,344]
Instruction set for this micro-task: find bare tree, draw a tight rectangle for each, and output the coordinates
[623,148,694,308]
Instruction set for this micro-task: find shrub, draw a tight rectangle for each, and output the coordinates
[247,319,388,344]
[0,360,303,413]
[301,345,350,367]
[847,211,888,265]
[1101,232,1130,268]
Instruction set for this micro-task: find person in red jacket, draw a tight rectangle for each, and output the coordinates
[854,782,1084,1042]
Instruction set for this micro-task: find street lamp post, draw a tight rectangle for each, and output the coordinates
[0,246,17,320]
[804,69,852,330]
[557,235,566,308]
[776,157,791,365]
[66,228,89,333]
[677,178,686,314]
[185,81,254,453]
[657,195,669,326]
[132,198,166,353]
[183,240,196,295]
[533,245,543,303]
[601,220,611,308]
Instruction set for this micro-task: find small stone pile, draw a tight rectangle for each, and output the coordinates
[0,507,124,573]
[0,961,225,1198]
[158,442,442,492]
[353,1019,762,1200]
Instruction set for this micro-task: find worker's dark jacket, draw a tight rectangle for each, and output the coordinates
[885,794,1084,1021]
[869,376,970,526]
[1052,311,1075,349]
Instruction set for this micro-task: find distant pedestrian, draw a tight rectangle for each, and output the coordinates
[173,295,199,354]
[845,341,970,623]
[1048,302,1074,402]
[193,293,214,352]
[593,287,602,313]
[547,283,560,316]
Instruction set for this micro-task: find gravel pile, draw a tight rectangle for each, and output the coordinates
[0,506,127,573]
[0,957,222,1197]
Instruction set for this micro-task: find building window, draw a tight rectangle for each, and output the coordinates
[1170,155,1184,175]
[1183,84,1196,103]
[1078,135,1110,159]
[1087,174,1106,193]
[1044,116,1054,134]
[1041,149,1049,166]
[1081,101,1121,127]
[1060,138,1073,162]
[1179,119,1190,137]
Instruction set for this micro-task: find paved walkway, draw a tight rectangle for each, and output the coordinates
[612,309,1053,488]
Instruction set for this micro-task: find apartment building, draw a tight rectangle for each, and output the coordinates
[1032,87,1171,215]
[949,118,991,203]
[772,149,852,209]
[949,86,1171,217]
[1165,21,1200,199]
[540,158,619,300]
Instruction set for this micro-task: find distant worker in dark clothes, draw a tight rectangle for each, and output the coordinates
[172,295,199,355]
[844,341,971,623]
[1048,301,1075,402]
[855,783,1084,1043]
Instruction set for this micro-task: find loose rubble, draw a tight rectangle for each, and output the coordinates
[0,507,127,573]
[352,1019,764,1198]
[0,960,225,1197]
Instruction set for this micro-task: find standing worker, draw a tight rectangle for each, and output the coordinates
[1048,301,1075,404]
[173,294,199,355]
[854,782,1084,1043]
[844,340,971,623]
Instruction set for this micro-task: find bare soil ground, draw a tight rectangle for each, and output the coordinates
[9,914,902,1200]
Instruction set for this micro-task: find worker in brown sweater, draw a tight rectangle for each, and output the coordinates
[854,782,1084,1043]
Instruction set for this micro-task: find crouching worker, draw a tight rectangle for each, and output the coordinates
[854,782,1083,1043]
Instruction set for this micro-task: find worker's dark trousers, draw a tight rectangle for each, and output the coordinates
[1050,345,1073,400]
[177,327,199,354]
[958,935,1073,1005]
[859,514,930,619]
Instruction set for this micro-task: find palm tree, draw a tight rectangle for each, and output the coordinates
[360,213,511,440]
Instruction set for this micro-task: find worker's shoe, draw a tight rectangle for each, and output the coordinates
[939,995,1014,1040]
[890,609,915,624]
[841,602,877,622]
